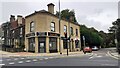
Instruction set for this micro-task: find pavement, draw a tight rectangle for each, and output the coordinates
[0,50,85,58]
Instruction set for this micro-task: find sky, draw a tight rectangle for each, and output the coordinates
[0,0,119,33]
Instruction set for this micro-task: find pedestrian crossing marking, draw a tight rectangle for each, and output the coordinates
[26,60,31,62]
[9,62,15,65]
[18,61,23,63]
[33,59,37,62]
[0,64,5,65]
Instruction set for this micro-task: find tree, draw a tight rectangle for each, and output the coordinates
[56,9,77,23]
[109,19,120,51]
[80,25,103,49]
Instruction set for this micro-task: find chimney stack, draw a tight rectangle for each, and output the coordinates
[10,15,15,22]
[17,15,23,25]
[47,3,55,14]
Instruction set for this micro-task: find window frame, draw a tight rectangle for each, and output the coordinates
[76,29,78,36]
[70,27,73,35]
[64,25,67,33]
[30,21,34,32]
[50,22,55,32]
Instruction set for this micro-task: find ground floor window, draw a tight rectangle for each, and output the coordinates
[75,40,79,48]
[28,38,35,52]
[49,37,57,52]
[63,39,67,49]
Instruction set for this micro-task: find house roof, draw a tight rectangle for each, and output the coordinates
[25,10,80,26]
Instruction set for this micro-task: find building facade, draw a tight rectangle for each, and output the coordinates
[1,15,25,52]
[25,3,81,53]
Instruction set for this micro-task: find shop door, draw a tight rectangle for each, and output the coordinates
[39,42,45,53]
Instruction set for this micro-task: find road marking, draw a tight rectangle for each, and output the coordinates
[89,57,93,59]
[0,60,3,61]
[0,64,5,65]
[49,57,53,59]
[26,60,31,63]
[44,58,48,60]
[33,59,37,62]
[106,54,108,56]
[14,58,18,60]
[21,58,25,60]
[101,64,116,66]
[107,51,119,60]
[39,59,43,60]
[9,62,15,65]
[97,55,102,57]
[18,61,23,64]
[7,59,11,61]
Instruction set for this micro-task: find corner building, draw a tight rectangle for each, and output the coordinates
[25,3,81,53]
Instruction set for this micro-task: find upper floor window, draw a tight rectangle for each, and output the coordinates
[50,22,55,32]
[64,25,67,33]
[76,29,78,36]
[20,28,22,34]
[70,27,73,35]
[30,21,34,32]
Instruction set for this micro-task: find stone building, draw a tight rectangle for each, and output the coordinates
[25,3,81,53]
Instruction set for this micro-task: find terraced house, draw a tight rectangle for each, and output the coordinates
[1,15,25,52]
[25,3,81,53]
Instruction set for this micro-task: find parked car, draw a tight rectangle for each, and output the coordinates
[83,47,92,54]
[92,46,99,51]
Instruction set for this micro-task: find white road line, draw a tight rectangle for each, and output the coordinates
[49,57,53,59]
[106,54,108,56]
[9,62,15,65]
[44,58,48,60]
[14,58,18,60]
[21,58,25,60]
[101,64,116,66]
[97,56,102,57]
[26,60,31,63]
[0,60,3,61]
[18,61,23,64]
[89,57,93,59]
[7,59,11,61]
[39,59,43,60]
[33,59,37,62]
[0,64,5,65]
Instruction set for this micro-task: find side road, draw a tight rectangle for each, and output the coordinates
[108,49,120,60]
[0,50,85,58]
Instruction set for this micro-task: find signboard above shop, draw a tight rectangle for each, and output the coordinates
[26,32,35,37]
[48,32,60,37]
[36,32,47,36]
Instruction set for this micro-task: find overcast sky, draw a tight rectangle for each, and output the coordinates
[0,0,119,33]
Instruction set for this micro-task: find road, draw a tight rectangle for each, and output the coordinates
[0,48,119,67]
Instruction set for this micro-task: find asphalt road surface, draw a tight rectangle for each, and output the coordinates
[0,48,119,66]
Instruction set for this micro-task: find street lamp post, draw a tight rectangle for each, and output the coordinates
[58,0,62,54]
[115,21,118,52]
[83,36,85,48]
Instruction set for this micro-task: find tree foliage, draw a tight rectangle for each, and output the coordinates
[108,18,120,48]
[56,9,77,23]
[80,25,103,48]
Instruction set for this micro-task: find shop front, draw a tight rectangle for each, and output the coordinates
[48,32,60,53]
[26,32,60,53]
